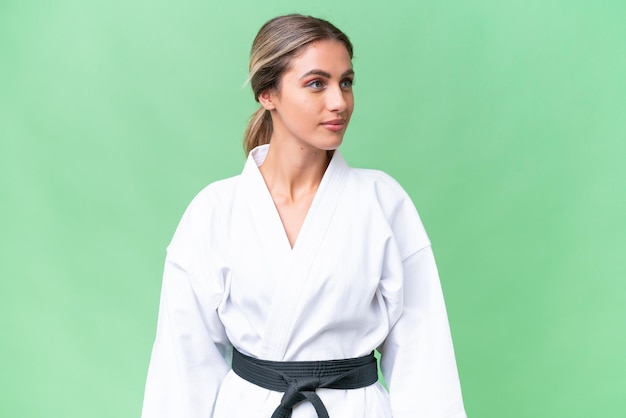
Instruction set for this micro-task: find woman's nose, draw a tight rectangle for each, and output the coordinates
[326,85,348,112]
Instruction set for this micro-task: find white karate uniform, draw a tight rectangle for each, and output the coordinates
[142,144,466,418]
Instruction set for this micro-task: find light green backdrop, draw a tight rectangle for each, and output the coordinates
[1,0,625,417]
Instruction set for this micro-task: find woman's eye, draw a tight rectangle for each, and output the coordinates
[340,79,354,89]
[307,80,324,89]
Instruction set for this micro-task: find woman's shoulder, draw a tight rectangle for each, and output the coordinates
[188,174,241,208]
[166,175,241,264]
[349,167,413,206]
[172,175,241,237]
[348,167,431,256]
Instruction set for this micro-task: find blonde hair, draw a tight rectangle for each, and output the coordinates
[243,14,353,154]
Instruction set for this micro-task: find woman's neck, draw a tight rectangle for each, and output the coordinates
[259,140,331,203]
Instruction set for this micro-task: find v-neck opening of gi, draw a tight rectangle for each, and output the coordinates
[250,145,331,253]
[244,144,351,360]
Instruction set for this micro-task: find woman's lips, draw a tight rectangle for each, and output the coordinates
[321,119,346,131]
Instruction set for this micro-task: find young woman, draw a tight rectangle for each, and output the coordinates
[142,14,466,418]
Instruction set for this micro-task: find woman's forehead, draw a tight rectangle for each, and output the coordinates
[288,40,353,76]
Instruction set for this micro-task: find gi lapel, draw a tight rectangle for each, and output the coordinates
[259,150,350,360]
[242,145,293,255]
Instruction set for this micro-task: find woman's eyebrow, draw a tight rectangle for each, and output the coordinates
[299,69,355,79]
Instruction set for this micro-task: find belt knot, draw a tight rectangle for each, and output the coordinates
[275,377,324,418]
[232,348,378,418]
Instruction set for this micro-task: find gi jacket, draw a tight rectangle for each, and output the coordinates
[142,144,466,418]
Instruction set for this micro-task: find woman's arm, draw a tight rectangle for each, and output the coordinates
[379,246,466,418]
[142,257,231,418]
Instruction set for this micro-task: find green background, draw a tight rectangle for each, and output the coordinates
[1,0,625,416]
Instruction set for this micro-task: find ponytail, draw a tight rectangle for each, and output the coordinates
[243,107,273,155]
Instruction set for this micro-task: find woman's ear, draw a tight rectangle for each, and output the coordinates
[258,89,277,111]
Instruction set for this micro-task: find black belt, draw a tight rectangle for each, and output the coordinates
[232,348,378,418]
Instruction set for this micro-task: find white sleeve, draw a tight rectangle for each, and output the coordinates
[379,246,466,418]
[141,257,231,418]
[142,188,232,418]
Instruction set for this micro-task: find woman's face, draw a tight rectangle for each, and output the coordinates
[260,39,354,152]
